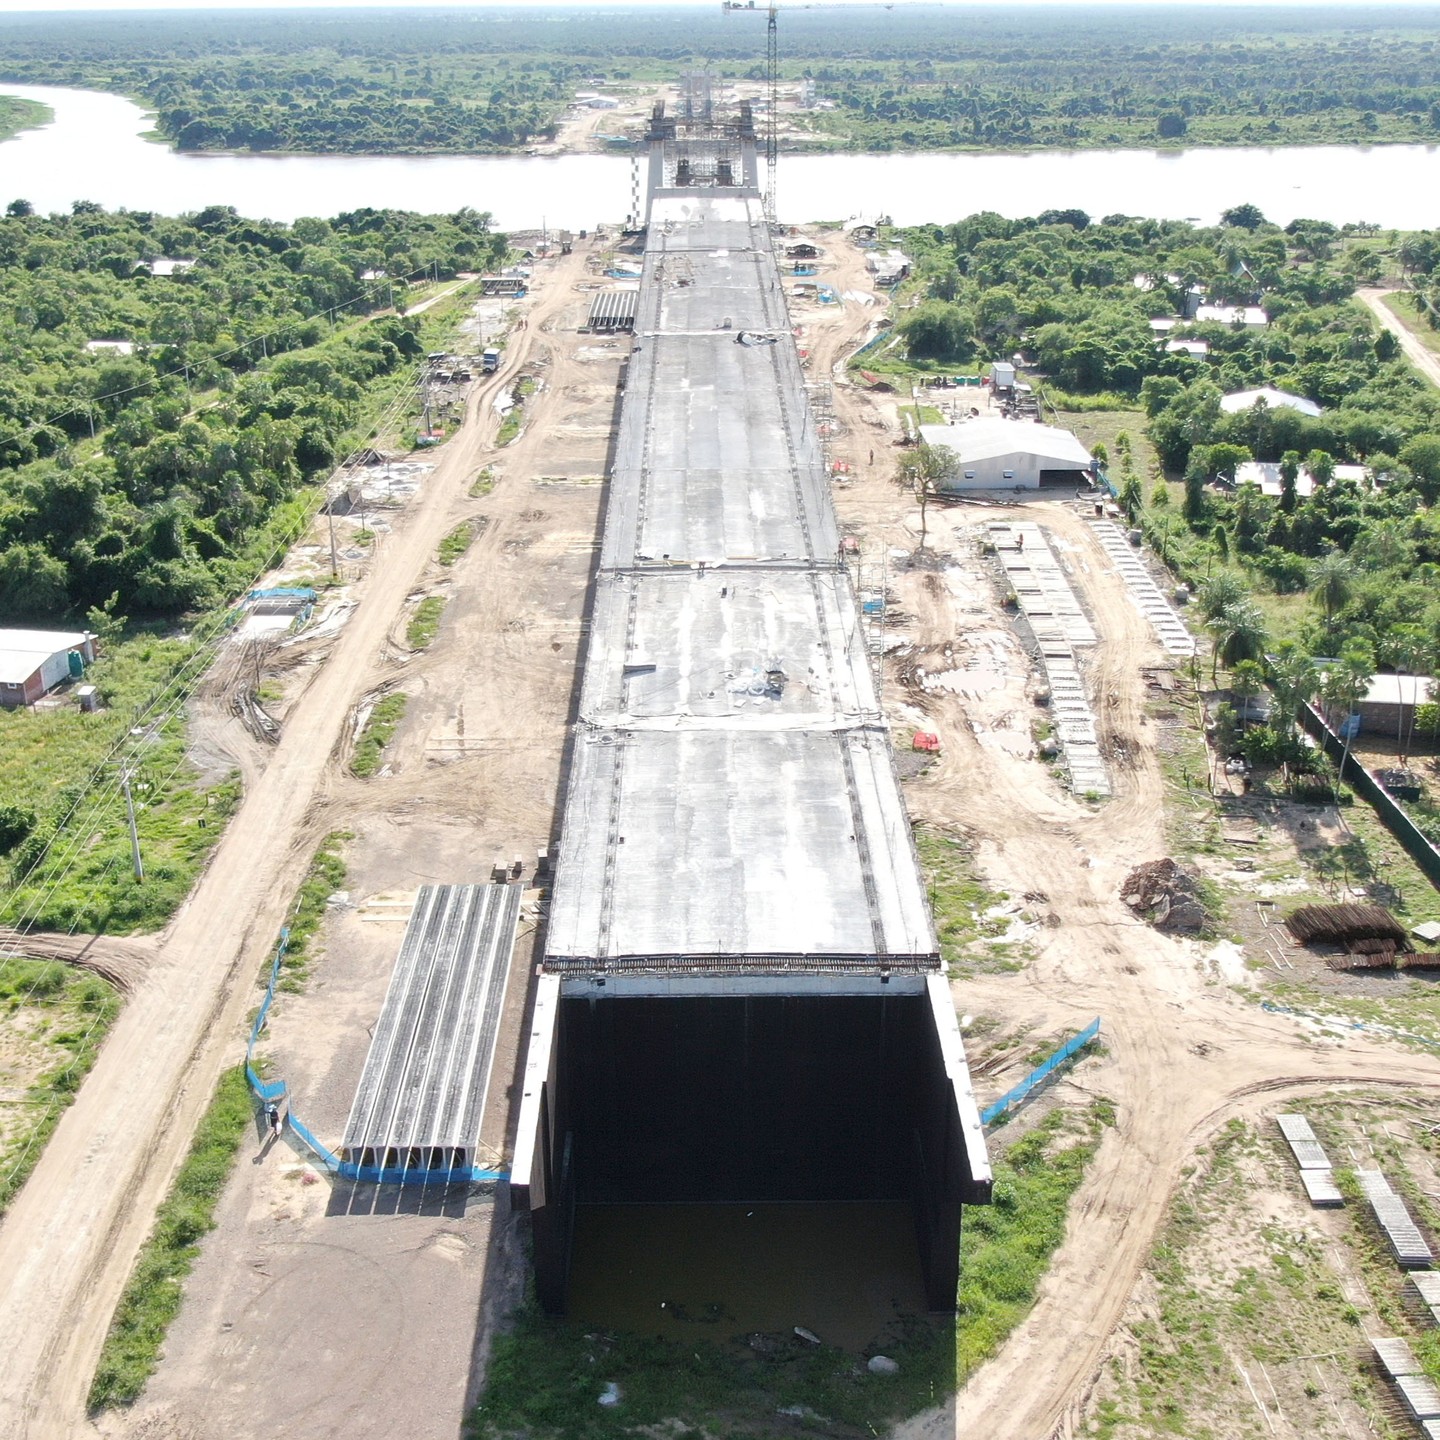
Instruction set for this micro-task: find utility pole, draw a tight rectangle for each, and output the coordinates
[121,769,144,882]
[327,486,339,579]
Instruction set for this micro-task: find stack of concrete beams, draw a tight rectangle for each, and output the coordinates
[1357,1169,1436,1268]
[1089,520,1196,657]
[342,883,522,1177]
[988,520,1109,797]
[1371,1339,1440,1428]
[1275,1113,1343,1207]
[990,524,1111,806]
[1407,1273,1440,1327]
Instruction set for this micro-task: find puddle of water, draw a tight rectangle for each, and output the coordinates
[567,1202,932,1352]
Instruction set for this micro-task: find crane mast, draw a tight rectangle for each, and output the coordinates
[723,0,780,225]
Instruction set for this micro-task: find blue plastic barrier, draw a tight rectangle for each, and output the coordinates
[245,928,290,1104]
[981,1018,1101,1127]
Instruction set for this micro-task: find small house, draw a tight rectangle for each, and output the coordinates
[0,628,97,708]
[138,257,197,279]
[1356,673,1436,739]
[1221,387,1323,418]
[1193,304,1268,328]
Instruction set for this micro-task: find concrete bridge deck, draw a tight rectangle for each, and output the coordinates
[514,104,990,1314]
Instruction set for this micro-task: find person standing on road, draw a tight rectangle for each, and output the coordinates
[264,1102,282,1143]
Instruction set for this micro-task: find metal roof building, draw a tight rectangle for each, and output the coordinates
[0,628,96,709]
[919,418,1093,491]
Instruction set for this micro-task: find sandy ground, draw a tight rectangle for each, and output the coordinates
[80,250,621,1440]
[7,223,1440,1440]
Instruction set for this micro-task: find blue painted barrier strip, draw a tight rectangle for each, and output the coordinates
[981,1018,1101,1127]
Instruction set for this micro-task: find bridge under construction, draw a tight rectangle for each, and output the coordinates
[512,96,991,1313]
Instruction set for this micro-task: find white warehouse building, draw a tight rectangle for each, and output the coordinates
[918,419,1094,491]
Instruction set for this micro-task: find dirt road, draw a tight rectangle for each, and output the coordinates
[0,252,594,1440]
[1358,286,1440,390]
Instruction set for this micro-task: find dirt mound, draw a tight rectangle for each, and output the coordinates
[1120,858,1207,932]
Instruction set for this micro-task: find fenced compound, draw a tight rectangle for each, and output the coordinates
[981,1019,1101,1127]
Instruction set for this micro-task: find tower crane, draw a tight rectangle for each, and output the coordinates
[723,1,891,224]
[722,0,780,224]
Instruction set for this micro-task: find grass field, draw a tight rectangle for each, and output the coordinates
[0,959,121,1217]
[87,1065,252,1412]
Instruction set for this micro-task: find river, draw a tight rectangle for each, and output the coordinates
[3,82,1440,229]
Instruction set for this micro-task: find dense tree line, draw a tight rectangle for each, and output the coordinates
[0,203,506,622]
[2,6,1440,154]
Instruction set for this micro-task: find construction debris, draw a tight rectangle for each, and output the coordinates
[1120,858,1207,932]
[1285,903,1407,949]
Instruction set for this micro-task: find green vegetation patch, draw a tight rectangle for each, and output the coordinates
[1,634,243,934]
[275,830,349,993]
[472,1103,1106,1439]
[0,95,51,143]
[88,1065,252,1413]
[438,520,475,567]
[351,693,407,778]
[916,826,1027,975]
[406,595,445,650]
[0,959,120,1216]
[495,409,523,447]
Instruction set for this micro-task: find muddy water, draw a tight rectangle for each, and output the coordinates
[567,1202,933,1353]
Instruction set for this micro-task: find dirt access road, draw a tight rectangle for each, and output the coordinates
[0,248,594,1440]
[1358,286,1440,390]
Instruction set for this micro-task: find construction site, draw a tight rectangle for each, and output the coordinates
[7,62,1440,1440]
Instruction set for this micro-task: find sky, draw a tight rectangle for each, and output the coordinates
[4,0,1437,12]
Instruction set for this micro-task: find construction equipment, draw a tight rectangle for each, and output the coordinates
[722,0,779,223]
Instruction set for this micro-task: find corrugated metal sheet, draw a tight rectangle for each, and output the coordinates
[1277,1116,1333,1170]
[1372,1337,1424,1377]
[342,883,521,1172]
[1357,1169,1436,1268]
[1300,1169,1343,1207]
[1411,1274,1440,1305]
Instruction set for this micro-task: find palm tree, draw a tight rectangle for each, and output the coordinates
[1207,599,1268,687]
[1324,640,1374,806]
[1269,644,1317,738]
[1309,551,1354,627]
[1198,572,1246,624]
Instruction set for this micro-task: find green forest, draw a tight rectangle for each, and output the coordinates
[1,5,1439,154]
[0,202,505,621]
[0,201,505,933]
